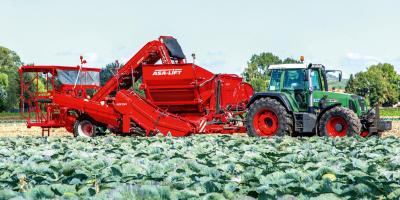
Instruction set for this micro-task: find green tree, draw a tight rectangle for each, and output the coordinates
[345,74,355,92]
[0,73,9,110]
[242,53,300,92]
[0,73,8,88]
[100,61,144,96]
[100,61,122,86]
[345,63,400,106]
[0,46,22,111]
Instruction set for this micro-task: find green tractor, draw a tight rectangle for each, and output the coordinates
[246,63,392,137]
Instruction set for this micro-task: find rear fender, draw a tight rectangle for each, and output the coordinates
[247,92,293,112]
[247,93,297,133]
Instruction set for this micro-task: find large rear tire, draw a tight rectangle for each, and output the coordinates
[318,107,361,137]
[246,98,293,137]
[73,119,97,137]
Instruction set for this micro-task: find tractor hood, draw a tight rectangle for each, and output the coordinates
[314,91,353,100]
[313,91,367,116]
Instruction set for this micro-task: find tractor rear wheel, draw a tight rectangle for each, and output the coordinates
[73,119,97,137]
[318,107,361,137]
[246,98,293,137]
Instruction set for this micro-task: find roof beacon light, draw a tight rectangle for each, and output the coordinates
[300,56,305,63]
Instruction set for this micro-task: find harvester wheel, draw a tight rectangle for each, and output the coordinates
[73,119,97,137]
[318,107,361,137]
[246,98,293,137]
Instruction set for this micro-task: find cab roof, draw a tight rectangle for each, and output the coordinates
[268,63,325,70]
[19,65,101,73]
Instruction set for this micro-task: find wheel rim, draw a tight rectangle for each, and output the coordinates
[325,116,348,137]
[253,109,279,136]
[360,130,369,137]
[78,121,94,137]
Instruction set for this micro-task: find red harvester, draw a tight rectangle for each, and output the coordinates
[19,36,253,137]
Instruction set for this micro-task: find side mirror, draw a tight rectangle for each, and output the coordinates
[326,70,343,82]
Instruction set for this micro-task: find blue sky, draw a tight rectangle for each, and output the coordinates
[1,0,400,77]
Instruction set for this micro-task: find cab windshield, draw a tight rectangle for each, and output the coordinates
[268,69,322,91]
[269,69,305,91]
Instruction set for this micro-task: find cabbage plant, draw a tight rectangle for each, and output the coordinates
[0,135,399,199]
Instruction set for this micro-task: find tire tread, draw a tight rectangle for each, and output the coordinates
[318,106,361,137]
[246,98,294,137]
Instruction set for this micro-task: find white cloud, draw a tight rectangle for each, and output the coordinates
[196,51,227,73]
[338,52,384,77]
[83,52,98,63]
[53,50,101,67]
[54,50,79,56]
[345,52,380,65]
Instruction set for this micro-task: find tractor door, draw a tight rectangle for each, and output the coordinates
[297,68,323,111]
[282,69,308,111]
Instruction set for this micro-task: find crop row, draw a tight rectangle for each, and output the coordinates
[0,135,399,199]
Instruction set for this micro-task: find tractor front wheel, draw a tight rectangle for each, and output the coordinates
[318,107,361,137]
[246,98,293,137]
[73,119,97,137]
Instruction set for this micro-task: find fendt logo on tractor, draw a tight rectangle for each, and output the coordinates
[152,69,183,76]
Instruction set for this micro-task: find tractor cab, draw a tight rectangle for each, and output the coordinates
[268,65,323,92]
[267,63,339,112]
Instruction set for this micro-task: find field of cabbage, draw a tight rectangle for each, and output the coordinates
[0,135,400,200]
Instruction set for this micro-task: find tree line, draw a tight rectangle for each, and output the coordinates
[345,63,400,106]
[0,46,23,111]
[0,45,398,112]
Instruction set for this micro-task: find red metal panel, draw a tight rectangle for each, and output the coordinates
[142,64,253,114]
[53,93,120,128]
[114,90,196,136]
[142,63,213,113]
[218,74,254,110]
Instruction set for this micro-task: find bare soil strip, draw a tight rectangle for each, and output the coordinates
[0,123,70,137]
[0,121,398,137]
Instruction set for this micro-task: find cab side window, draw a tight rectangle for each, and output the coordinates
[311,70,322,91]
[268,70,282,91]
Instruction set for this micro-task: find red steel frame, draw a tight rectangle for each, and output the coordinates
[19,36,254,137]
[19,65,101,136]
